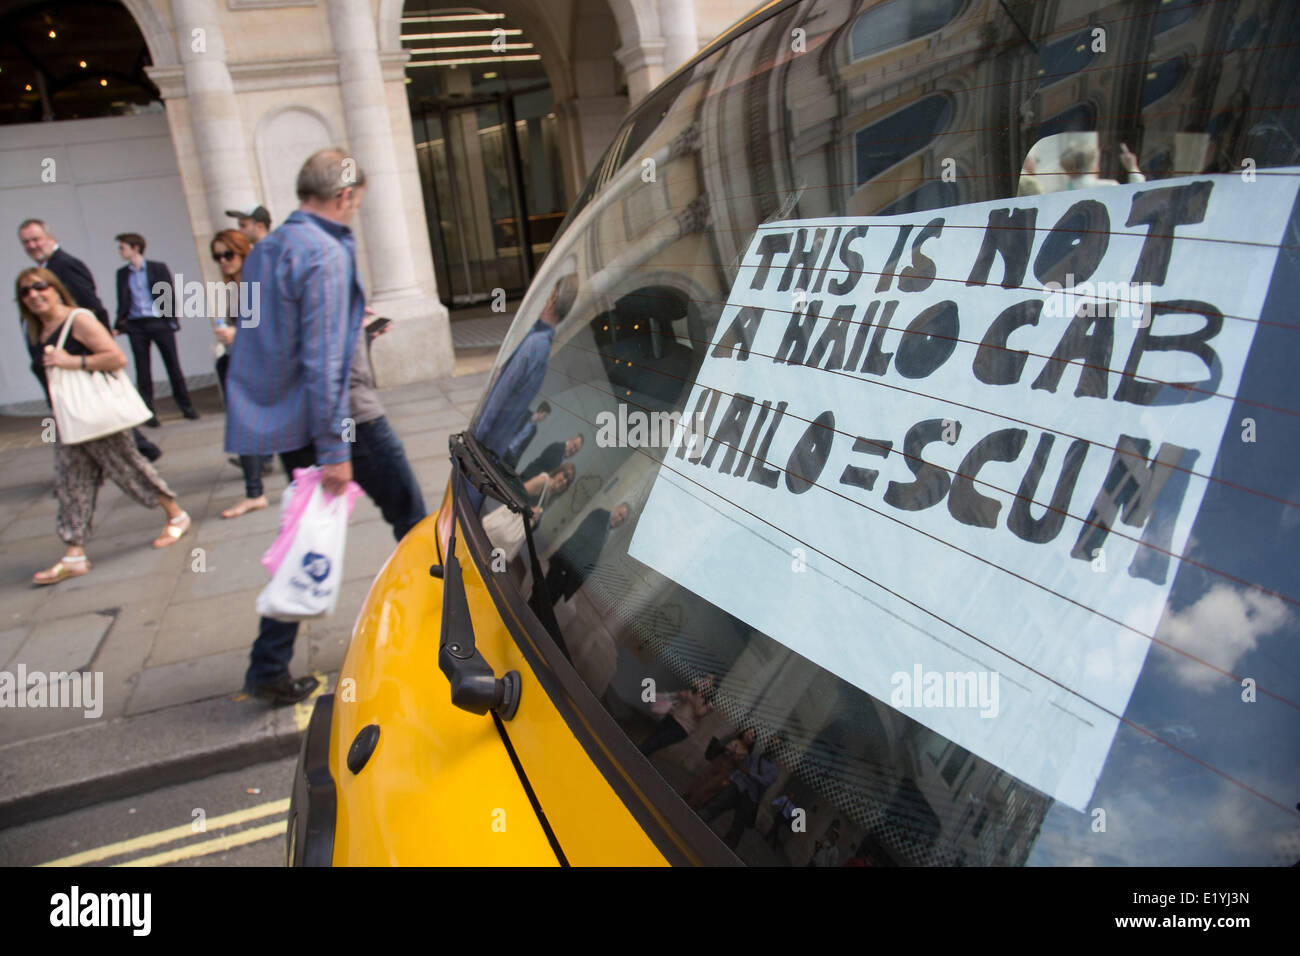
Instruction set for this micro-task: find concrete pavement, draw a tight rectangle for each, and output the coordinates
[0,367,488,829]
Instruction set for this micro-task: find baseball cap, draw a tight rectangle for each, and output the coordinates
[226,205,271,227]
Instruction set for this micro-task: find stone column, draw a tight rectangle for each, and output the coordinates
[326,0,453,382]
[171,0,257,229]
[658,0,698,75]
[614,38,667,105]
[327,0,424,305]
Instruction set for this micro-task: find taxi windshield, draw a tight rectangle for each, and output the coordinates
[466,0,1300,866]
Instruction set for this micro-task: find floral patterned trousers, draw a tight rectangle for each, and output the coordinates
[54,429,176,546]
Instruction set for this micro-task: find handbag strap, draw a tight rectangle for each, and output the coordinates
[537,474,551,510]
[53,308,93,352]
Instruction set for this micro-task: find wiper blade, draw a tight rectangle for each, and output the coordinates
[443,432,571,661]
[449,430,530,512]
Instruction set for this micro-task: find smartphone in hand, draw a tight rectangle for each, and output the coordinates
[365,316,393,340]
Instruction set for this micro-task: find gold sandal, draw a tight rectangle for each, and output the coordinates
[33,555,91,586]
[153,511,191,548]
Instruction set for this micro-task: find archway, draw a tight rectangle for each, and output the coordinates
[0,0,167,125]
[384,0,641,309]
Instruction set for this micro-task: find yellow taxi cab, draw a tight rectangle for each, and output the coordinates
[290,0,1300,865]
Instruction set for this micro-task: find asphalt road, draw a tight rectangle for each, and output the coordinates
[0,755,297,867]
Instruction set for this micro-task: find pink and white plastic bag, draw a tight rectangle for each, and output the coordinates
[257,466,364,621]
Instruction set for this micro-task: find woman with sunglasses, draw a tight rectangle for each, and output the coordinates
[210,230,269,518]
[17,267,191,585]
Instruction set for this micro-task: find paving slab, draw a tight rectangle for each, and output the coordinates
[128,647,264,716]
[10,610,114,674]
[0,626,30,669]
[169,528,279,603]
[0,611,117,747]
[149,586,267,667]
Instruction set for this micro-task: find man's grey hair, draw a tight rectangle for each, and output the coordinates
[296,148,367,201]
[17,218,49,235]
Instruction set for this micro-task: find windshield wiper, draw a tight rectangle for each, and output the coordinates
[431,432,568,719]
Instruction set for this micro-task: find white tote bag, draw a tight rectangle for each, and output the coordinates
[255,481,357,621]
[46,310,152,444]
[481,475,551,562]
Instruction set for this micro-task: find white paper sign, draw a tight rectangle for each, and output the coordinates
[629,171,1299,810]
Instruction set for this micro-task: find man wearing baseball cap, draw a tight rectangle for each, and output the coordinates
[226,205,271,245]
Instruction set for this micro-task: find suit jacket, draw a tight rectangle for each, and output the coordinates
[520,441,564,482]
[553,509,611,588]
[116,260,176,331]
[44,247,111,329]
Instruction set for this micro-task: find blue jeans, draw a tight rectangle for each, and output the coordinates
[244,420,426,688]
[216,354,264,499]
[350,417,427,542]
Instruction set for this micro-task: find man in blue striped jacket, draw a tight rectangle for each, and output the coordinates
[225,147,366,706]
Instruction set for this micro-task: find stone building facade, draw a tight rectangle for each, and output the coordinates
[0,0,759,409]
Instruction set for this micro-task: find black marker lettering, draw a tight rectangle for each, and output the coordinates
[778,228,828,292]
[1125,181,1212,286]
[973,299,1042,385]
[883,418,959,511]
[894,300,959,379]
[948,428,1028,528]
[967,207,1036,289]
[1007,434,1089,544]
[785,411,836,494]
[1031,305,1114,398]
[752,232,792,290]
[876,224,913,293]
[747,400,788,488]
[839,436,893,492]
[1034,199,1109,287]
[898,218,945,293]
[711,305,764,361]
[1114,299,1222,405]
[828,225,870,296]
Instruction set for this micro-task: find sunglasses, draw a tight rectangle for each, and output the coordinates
[212,250,238,262]
[19,281,51,297]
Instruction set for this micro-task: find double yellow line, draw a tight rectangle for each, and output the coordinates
[39,799,290,868]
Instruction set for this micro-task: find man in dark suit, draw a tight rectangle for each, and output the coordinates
[519,431,583,481]
[544,502,632,604]
[16,219,161,460]
[114,232,197,423]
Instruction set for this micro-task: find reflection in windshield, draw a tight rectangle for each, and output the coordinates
[471,273,577,464]
[466,0,1300,866]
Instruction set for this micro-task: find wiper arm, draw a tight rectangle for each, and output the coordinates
[448,432,570,659]
[431,433,570,719]
[435,459,521,720]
